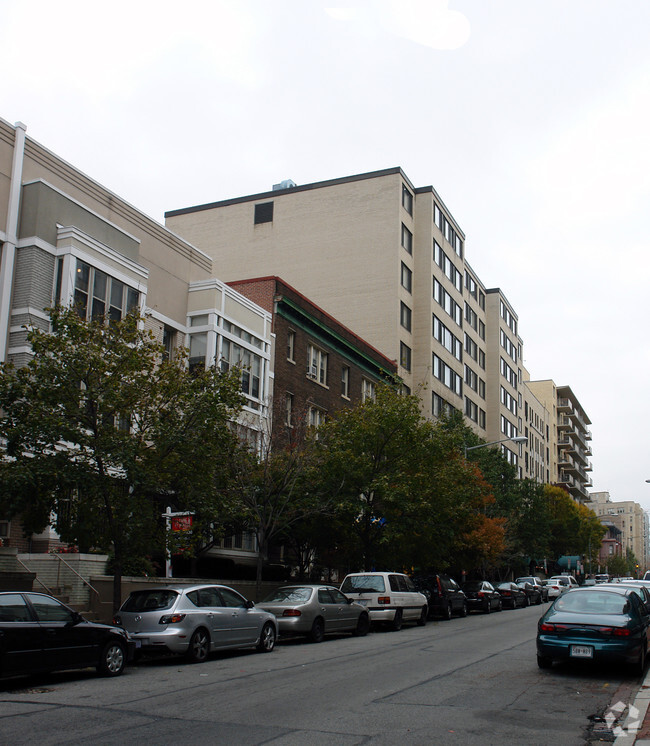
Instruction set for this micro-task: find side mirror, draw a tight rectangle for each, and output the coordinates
[244,599,255,609]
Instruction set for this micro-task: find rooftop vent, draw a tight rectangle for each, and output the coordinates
[272,179,297,191]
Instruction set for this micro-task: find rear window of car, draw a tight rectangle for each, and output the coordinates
[555,591,629,614]
[121,590,178,612]
[341,575,386,593]
[262,587,312,604]
[516,577,536,585]
[463,582,482,592]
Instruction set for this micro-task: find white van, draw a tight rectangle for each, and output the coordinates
[340,572,428,630]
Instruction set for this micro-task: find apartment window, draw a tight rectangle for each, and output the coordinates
[401,224,413,254]
[432,392,455,417]
[309,406,326,428]
[307,344,328,386]
[478,320,485,341]
[221,339,262,400]
[400,302,412,332]
[464,333,478,362]
[465,365,477,392]
[287,330,296,362]
[465,303,478,331]
[432,354,462,396]
[400,342,412,371]
[362,378,375,402]
[402,185,413,215]
[433,278,462,327]
[341,366,350,398]
[189,332,207,374]
[254,201,273,224]
[73,259,138,322]
[478,349,485,370]
[162,326,175,362]
[479,409,486,428]
[465,396,478,423]
[400,262,412,293]
[433,314,462,360]
[285,393,293,427]
[478,378,486,399]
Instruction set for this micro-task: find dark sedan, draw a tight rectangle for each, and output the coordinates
[461,581,502,613]
[494,582,527,609]
[537,586,650,672]
[517,581,543,606]
[0,591,134,679]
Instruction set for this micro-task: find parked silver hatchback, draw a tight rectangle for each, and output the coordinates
[114,584,278,663]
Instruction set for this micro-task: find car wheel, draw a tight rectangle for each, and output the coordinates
[257,622,276,653]
[97,640,126,677]
[417,606,427,626]
[187,628,210,663]
[353,613,370,637]
[636,643,647,676]
[537,654,553,669]
[459,601,468,618]
[442,602,452,621]
[391,609,403,631]
[309,617,325,643]
[484,599,491,614]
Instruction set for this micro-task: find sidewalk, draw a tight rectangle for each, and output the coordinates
[618,666,650,744]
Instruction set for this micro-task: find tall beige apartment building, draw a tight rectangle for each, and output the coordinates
[586,491,648,571]
[166,167,571,481]
[526,380,593,501]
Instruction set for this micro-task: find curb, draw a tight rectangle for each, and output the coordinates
[620,667,650,744]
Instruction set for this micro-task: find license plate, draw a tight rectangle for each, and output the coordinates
[355,599,368,606]
[570,645,593,658]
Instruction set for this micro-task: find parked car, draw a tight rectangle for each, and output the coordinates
[549,575,579,590]
[595,574,610,584]
[543,579,564,599]
[597,583,650,611]
[515,576,548,602]
[0,591,134,679]
[537,586,650,672]
[517,581,543,606]
[412,573,467,620]
[113,584,277,662]
[494,582,528,609]
[256,584,370,642]
[339,572,428,630]
[461,581,502,613]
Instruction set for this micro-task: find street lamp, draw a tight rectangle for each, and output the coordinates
[464,435,528,458]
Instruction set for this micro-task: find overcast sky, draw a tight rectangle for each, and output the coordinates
[2,0,649,510]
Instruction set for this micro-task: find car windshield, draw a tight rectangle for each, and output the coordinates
[554,591,629,614]
[341,576,386,593]
[121,590,178,612]
[262,587,312,604]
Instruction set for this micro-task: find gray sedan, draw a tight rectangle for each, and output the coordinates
[257,584,370,642]
[114,584,277,663]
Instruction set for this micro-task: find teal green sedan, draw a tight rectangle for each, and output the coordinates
[536,586,650,673]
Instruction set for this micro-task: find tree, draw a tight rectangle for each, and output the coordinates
[0,307,244,612]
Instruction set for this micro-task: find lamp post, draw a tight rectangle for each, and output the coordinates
[464,435,528,458]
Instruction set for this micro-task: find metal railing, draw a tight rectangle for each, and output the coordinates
[14,555,54,595]
[51,553,101,603]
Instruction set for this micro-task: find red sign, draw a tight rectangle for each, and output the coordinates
[171,515,193,532]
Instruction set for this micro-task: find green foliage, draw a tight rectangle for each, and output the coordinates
[0,306,244,610]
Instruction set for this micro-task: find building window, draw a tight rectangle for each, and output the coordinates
[74,259,139,322]
[341,366,350,398]
[307,344,328,386]
[189,332,207,374]
[433,278,462,327]
[221,340,262,402]
[0,521,8,541]
[465,396,478,423]
[362,379,375,402]
[400,342,412,371]
[162,326,175,362]
[432,392,455,417]
[402,185,413,215]
[254,201,274,224]
[308,406,326,429]
[285,393,293,427]
[400,262,412,293]
[432,354,462,396]
[400,302,412,332]
[287,330,295,362]
[433,315,462,361]
[401,224,413,254]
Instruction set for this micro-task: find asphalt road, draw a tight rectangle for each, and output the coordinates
[0,601,642,745]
